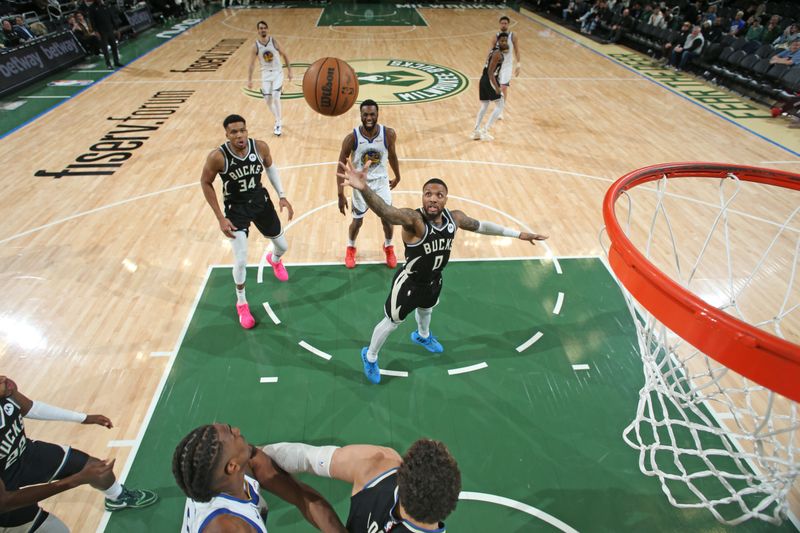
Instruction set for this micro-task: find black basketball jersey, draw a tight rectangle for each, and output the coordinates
[346,468,446,533]
[482,48,504,79]
[218,138,268,203]
[403,208,457,284]
[0,397,28,481]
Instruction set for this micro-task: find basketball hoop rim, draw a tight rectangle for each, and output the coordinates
[602,162,800,403]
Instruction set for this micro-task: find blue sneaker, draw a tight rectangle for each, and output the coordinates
[411,331,444,353]
[361,347,381,384]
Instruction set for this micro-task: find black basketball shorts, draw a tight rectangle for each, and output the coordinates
[0,441,90,528]
[479,74,502,101]
[383,268,443,323]
[225,193,282,239]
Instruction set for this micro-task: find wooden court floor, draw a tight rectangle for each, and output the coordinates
[0,4,798,531]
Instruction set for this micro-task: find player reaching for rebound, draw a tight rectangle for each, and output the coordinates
[201,114,294,330]
[338,160,548,384]
[490,16,521,120]
[337,100,401,269]
[247,21,292,137]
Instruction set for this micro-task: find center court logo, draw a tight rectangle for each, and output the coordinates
[242,58,468,105]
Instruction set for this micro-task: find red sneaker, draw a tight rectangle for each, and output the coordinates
[345,246,357,269]
[384,245,397,268]
[266,252,288,282]
[236,302,255,329]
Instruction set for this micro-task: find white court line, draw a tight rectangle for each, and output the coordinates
[75,69,112,73]
[553,292,565,315]
[149,351,171,357]
[759,160,800,165]
[21,95,71,99]
[259,377,278,384]
[448,362,488,376]
[298,341,332,361]
[380,369,409,378]
[96,266,212,532]
[572,364,590,371]
[107,439,136,448]
[262,302,281,325]
[516,332,543,353]
[459,492,578,533]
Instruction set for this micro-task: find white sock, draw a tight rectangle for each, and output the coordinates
[486,98,505,130]
[415,307,432,338]
[236,288,246,304]
[367,317,399,363]
[474,101,490,130]
[271,234,288,261]
[347,239,356,248]
[103,481,123,500]
[384,239,392,248]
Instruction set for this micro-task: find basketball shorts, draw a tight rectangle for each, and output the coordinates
[225,192,283,238]
[261,70,284,96]
[499,66,512,86]
[0,441,89,529]
[383,269,443,323]
[351,179,391,220]
[479,73,502,101]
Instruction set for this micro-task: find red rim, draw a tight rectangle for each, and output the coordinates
[602,163,800,403]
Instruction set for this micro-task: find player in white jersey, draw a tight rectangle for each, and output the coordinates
[174,424,345,533]
[489,15,521,119]
[247,21,293,136]
[336,99,401,269]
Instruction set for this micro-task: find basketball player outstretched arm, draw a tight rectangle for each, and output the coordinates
[335,133,356,215]
[386,127,401,189]
[200,149,237,238]
[512,33,520,76]
[0,377,116,512]
[450,210,548,244]
[338,160,425,242]
[256,140,294,220]
[249,447,346,532]
[273,38,293,82]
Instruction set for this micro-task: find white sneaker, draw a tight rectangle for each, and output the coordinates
[273,124,282,136]
[470,129,481,140]
[480,130,494,141]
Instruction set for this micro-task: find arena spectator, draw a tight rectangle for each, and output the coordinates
[773,23,799,49]
[662,21,691,59]
[606,7,634,44]
[745,16,765,43]
[670,24,704,70]
[770,39,800,67]
[763,15,782,45]
[648,8,666,29]
[728,11,746,36]
[13,15,35,41]
[2,18,20,47]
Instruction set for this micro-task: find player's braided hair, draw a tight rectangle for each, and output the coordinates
[172,425,224,502]
[398,439,461,524]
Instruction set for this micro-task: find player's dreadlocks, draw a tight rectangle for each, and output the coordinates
[398,439,461,524]
[172,424,224,502]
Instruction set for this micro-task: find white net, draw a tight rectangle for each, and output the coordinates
[603,170,800,525]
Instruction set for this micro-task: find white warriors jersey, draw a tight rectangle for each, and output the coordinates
[352,124,389,181]
[497,31,514,73]
[181,475,268,533]
[256,37,281,75]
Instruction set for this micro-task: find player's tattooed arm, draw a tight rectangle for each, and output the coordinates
[450,210,480,232]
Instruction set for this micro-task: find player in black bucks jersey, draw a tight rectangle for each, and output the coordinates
[201,114,295,330]
[338,160,548,384]
[0,376,157,532]
[265,438,460,533]
[471,32,508,142]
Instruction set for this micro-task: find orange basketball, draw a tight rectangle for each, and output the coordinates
[302,57,359,117]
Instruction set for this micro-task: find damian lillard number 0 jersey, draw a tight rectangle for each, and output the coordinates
[403,208,457,283]
[219,139,267,203]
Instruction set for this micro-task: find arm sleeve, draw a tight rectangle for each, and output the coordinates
[25,401,87,423]
[266,165,285,198]
[476,221,521,238]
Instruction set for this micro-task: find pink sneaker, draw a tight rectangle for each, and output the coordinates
[236,302,255,329]
[266,252,289,282]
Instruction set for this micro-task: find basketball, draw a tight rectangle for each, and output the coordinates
[302,57,359,117]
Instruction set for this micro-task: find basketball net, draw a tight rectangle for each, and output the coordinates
[601,164,800,525]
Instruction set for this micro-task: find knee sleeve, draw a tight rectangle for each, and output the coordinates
[262,442,339,478]
[231,231,248,285]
